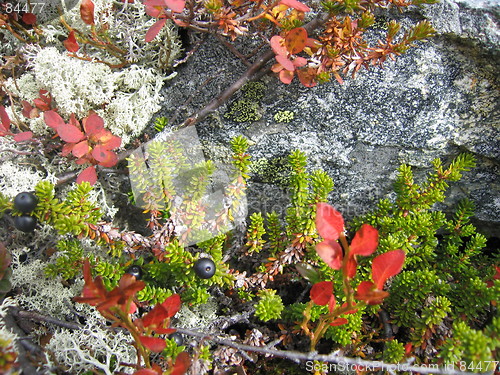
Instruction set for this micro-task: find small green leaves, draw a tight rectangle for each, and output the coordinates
[245,212,266,253]
[254,289,284,321]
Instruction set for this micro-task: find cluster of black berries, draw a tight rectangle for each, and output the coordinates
[13,192,38,232]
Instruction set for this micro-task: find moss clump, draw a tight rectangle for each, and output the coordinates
[254,289,284,321]
[274,110,295,123]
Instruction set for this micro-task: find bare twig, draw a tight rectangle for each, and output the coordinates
[9,307,83,330]
[173,327,481,375]
[215,34,252,67]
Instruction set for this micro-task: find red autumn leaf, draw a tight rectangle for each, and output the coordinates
[57,123,85,143]
[13,131,33,142]
[355,280,388,305]
[310,281,334,306]
[293,57,307,67]
[142,304,169,329]
[306,38,320,49]
[44,110,65,129]
[80,0,95,25]
[134,364,163,375]
[316,240,343,270]
[68,113,80,128]
[165,0,185,13]
[279,0,310,12]
[22,12,36,25]
[96,273,145,314]
[21,101,37,119]
[486,265,500,288]
[405,342,413,355]
[270,35,288,57]
[145,0,165,18]
[279,69,294,84]
[72,141,90,158]
[83,112,104,135]
[76,157,89,165]
[275,55,295,71]
[145,18,167,42]
[64,31,79,52]
[316,203,344,240]
[345,256,358,279]
[271,63,283,73]
[101,134,121,150]
[296,67,317,88]
[350,224,379,256]
[162,294,181,318]
[33,98,49,111]
[171,352,191,375]
[341,302,358,315]
[91,146,118,167]
[372,250,405,289]
[0,105,11,135]
[329,318,348,326]
[76,166,98,185]
[139,335,166,353]
[285,27,307,54]
[61,143,75,157]
[74,260,107,304]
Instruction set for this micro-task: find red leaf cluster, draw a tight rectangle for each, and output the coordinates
[133,352,191,375]
[314,203,406,306]
[74,260,145,316]
[316,202,378,278]
[144,0,186,42]
[64,30,80,52]
[43,110,121,185]
[354,250,405,304]
[75,261,189,374]
[310,281,336,312]
[486,265,500,289]
[0,105,33,142]
[270,28,319,87]
[21,90,52,119]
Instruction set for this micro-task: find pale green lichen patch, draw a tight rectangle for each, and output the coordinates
[274,110,295,123]
[224,81,266,123]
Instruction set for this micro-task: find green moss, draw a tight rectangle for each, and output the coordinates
[254,289,285,321]
[383,339,406,363]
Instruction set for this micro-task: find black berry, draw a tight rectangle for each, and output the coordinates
[14,215,37,232]
[193,258,216,279]
[13,192,38,213]
[169,332,184,346]
[125,265,143,280]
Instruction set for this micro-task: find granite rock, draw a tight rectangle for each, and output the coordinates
[159,0,499,237]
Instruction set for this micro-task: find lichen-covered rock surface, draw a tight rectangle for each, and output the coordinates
[160,0,499,236]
